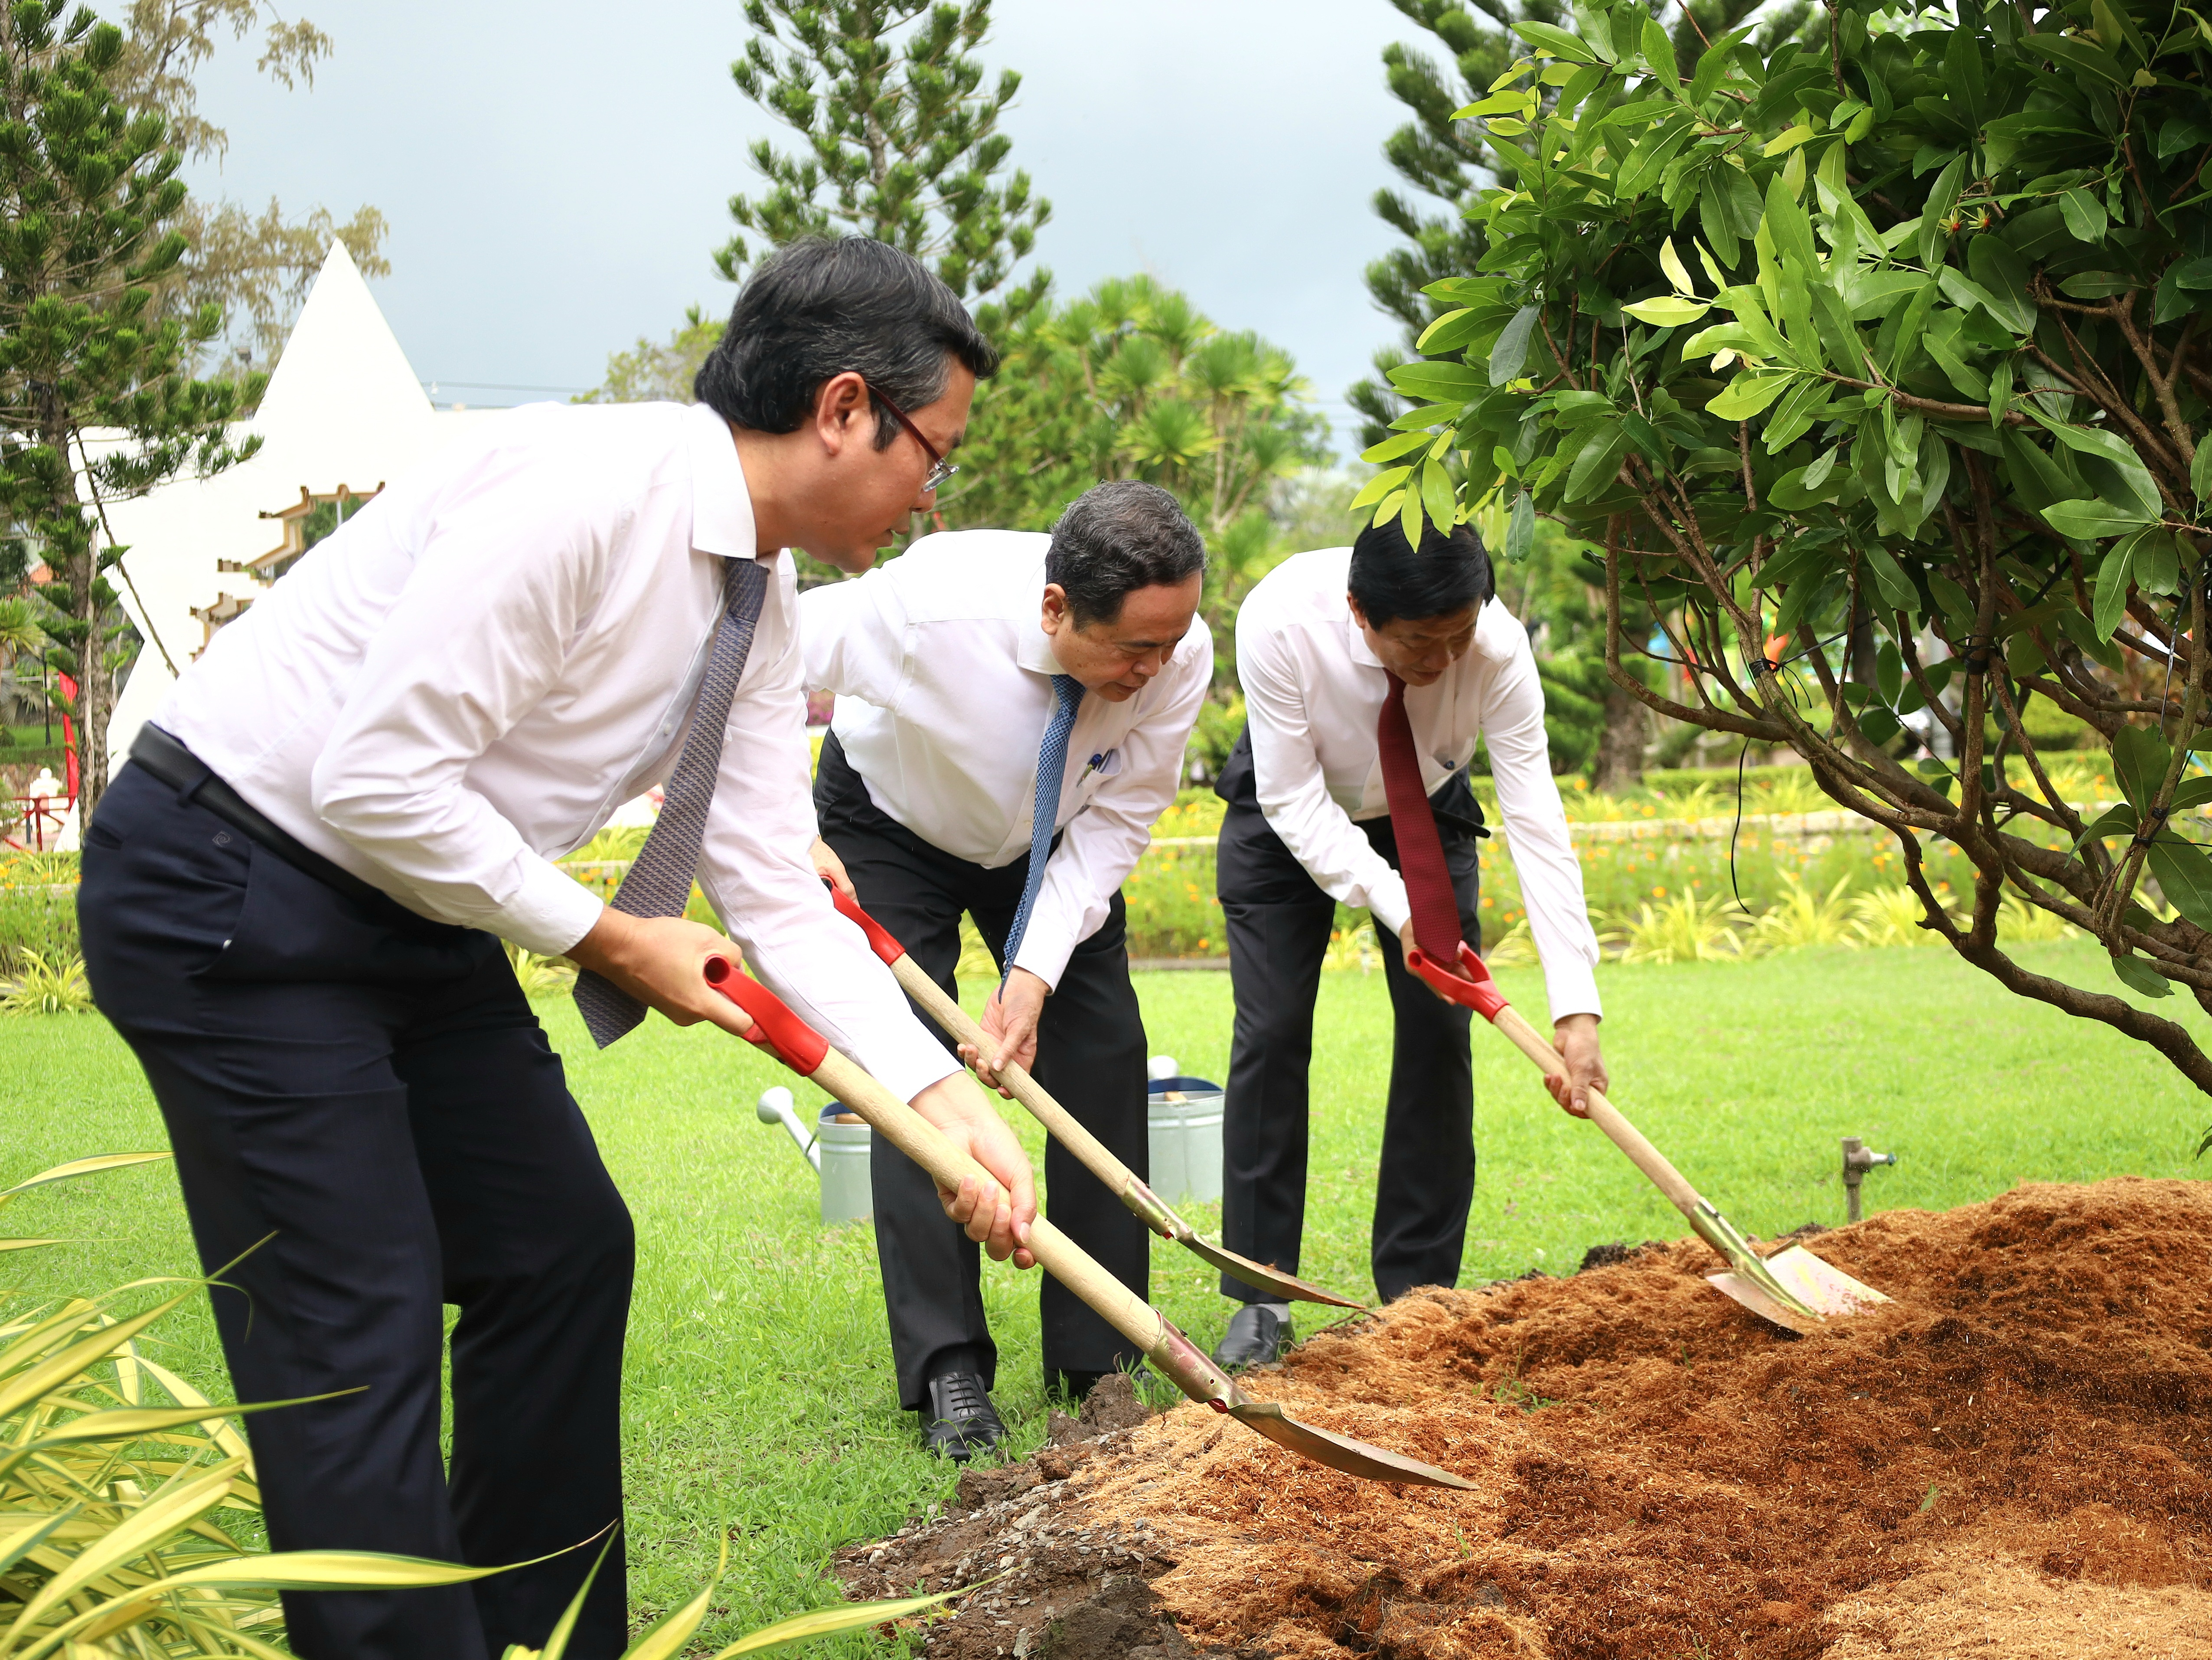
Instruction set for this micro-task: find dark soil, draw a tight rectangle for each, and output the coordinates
[835,1179,2212,1658]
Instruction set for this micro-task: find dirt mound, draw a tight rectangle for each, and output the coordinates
[837,1179,2212,1657]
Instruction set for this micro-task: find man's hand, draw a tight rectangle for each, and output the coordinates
[565,908,757,1039]
[810,837,855,898]
[959,967,1048,1093]
[911,1072,1037,1268]
[1544,1013,1607,1118]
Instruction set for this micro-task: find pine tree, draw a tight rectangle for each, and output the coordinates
[0,2,263,816]
[714,1,1050,325]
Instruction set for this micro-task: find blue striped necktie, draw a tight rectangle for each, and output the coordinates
[1001,673,1084,987]
[574,556,771,1048]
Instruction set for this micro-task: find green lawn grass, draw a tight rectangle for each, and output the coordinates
[2,938,2207,1651]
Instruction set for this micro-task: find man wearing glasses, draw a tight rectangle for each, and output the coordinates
[75,239,1036,1660]
[800,481,1209,1458]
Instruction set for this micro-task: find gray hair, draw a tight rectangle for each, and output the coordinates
[1046,482,1207,627]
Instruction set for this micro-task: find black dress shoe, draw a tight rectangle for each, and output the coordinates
[1210,1303,1293,1372]
[921,1372,1007,1462]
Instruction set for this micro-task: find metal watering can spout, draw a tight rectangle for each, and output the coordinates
[757,1087,821,1172]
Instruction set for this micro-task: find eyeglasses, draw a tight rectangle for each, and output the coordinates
[868,383,959,494]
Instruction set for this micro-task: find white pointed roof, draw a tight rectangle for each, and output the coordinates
[98,242,495,769]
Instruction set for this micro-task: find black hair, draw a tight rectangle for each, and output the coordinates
[1045,482,1207,628]
[1347,516,1494,627]
[693,237,999,445]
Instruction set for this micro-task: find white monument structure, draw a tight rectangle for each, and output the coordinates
[101,242,503,768]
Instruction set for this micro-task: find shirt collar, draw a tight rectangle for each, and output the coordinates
[1345,609,1386,670]
[1016,567,1066,676]
[685,402,758,560]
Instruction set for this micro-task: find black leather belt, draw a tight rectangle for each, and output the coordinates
[128,724,388,910]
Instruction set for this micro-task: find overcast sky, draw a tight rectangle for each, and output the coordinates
[183,0,1433,452]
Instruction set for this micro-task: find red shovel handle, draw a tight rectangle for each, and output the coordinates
[703,957,831,1075]
[1405,940,1511,1022]
[828,882,907,967]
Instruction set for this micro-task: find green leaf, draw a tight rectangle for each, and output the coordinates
[0,1150,170,1204]
[2029,409,2161,519]
[2058,187,2109,244]
[2093,530,2140,641]
[2022,32,2132,86]
[2113,954,2174,998]
[1419,458,1458,535]
[2072,802,2139,850]
[2192,441,2212,506]
[1763,171,1820,274]
[1388,360,1486,402]
[1489,305,1540,386]
[1564,423,1631,500]
[1621,296,1711,327]
[1763,124,1815,156]
[1660,236,1696,296]
[1511,19,1599,62]
[1861,543,1920,613]
[1361,430,1436,464]
[1506,489,1535,561]
[1918,156,1967,270]
[2113,722,2172,810]
[1965,237,2036,334]
[1642,13,1682,88]
[1706,371,1797,419]
[2043,497,2154,540]
[2148,835,2212,930]
[1414,308,1483,353]
[1876,640,1903,706]
[1349,467,1413,511]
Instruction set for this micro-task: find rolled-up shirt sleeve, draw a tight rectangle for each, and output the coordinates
[1484,634,1603,1021]
[1240,614,1414,936]
[1015,620,1213,989]
[701,565,958,1104]
[309,455,615,956]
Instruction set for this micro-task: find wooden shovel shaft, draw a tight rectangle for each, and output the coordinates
[1488,1005,1706,1223]
[805,1044,1235,1406]
[884,954,1182,1237]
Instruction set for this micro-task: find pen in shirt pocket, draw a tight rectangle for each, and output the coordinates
[1079,752,1105,781]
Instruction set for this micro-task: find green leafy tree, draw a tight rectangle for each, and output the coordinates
[1376,0,2212,1100]
[0,2,263,817]
[715,0,1049,324]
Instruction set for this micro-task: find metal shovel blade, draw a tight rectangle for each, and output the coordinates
[1180,1235,1373,1312]
[1710,1244,1892,1336]
[1225,1400,1477,1490]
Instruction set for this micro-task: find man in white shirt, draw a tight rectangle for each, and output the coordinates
[75,239,1037,1660]
[1209,517,1607,1371]
[801,482,1209,1457]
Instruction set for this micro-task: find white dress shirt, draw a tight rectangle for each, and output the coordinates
[157,399,959,1101]
[799,530,1211,990]
[1234,546,1602,1021]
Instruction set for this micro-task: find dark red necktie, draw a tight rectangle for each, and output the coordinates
[1377,670,1464,964]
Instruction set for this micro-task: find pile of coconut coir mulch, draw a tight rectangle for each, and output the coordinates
[834,1177,2212,1658]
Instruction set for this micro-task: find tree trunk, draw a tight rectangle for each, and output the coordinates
[1592,680,1647,794]
[59,542,110,822]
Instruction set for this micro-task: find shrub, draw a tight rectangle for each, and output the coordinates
[0,949,92,1015]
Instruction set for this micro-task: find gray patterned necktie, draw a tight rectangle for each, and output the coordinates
[574,556,771,1048]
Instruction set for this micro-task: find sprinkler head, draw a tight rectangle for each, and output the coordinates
[757,1086,796,1126]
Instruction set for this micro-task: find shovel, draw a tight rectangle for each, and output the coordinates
[703,954,1471,1490]
[1405,941,1888,1335]
[827,886,1367,1313]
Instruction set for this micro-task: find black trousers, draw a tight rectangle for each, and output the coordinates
[77,762,633,1660]
[814,735,1149,1410]
[1216,801,1484,1307]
